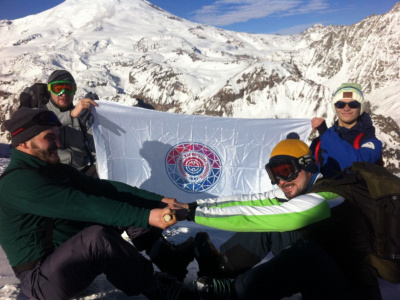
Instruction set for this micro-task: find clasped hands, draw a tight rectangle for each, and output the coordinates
[149,197,189,229]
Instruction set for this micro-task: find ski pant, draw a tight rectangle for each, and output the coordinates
[15,225,155,300]
[234,238,352,300]
[125,225,163,252]
[219,231,300,275]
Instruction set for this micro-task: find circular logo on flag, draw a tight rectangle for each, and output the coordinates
[165,142,222,193]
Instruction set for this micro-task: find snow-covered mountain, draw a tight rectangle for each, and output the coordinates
[1,0,399,171]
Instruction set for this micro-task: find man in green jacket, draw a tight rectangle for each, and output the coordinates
[0,108,195,300]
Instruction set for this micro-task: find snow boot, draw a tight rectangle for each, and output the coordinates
[143,272,197,300]
[195,232,235,278]
[148,236,195,282]
[193,276,236,300]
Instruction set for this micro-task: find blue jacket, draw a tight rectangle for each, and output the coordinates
[310,112,382,178]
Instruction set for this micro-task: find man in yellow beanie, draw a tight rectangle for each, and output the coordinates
[182,138,380,299]
[311,83,382,177]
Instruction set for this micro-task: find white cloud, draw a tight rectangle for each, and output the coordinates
[190,0,331,26]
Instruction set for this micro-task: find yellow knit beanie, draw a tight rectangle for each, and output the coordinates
[269,139,318,173]
[270,139,312,159]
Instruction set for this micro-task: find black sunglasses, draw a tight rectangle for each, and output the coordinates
[334,101,361,109]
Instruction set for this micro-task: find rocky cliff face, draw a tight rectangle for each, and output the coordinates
[0,0,399,172]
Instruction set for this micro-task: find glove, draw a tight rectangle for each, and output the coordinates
[84,91,99,100]
[186,202,198,221]
[78,92,98,127]
[78,109,95,127]
[316,120,328,135]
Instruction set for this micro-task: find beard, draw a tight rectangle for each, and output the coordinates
[31,141,60,165]
[50,95,74,112]
[280,172,312,200]
[283,181,309,199]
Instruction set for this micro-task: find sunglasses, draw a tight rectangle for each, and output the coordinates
[334,101,361,109]
[12,111,61,137]
[48,81,77,96]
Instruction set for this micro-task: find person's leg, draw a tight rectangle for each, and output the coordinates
[17,225,157,299]
[126,226,195,281]
[234,239,352,300]
[269,230,301,256]
[195,231,301,278]
[126,225,163,252]
[219,232,271,274]
[220,232,271,260]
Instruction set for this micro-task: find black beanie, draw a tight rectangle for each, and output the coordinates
[47,70,75,83]
[4,108,62,147]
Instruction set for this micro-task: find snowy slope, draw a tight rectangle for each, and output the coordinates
[0,0,399,172]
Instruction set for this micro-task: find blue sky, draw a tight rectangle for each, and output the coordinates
[0,0,398,34]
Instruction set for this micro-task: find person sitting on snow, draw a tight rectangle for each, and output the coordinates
[0,108,196,300]
[182,138,381,299]
[310,82,382,177]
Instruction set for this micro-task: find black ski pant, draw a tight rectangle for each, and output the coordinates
[234,238,352,300]
[16,225,155,300]
[219,231,300,274]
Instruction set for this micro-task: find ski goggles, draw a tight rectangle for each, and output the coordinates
[334,100,361,109]
[48,81,77,96]
[265,155,314,185]
[11,111,61,137]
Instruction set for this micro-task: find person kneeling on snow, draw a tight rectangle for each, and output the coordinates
[0,108,196,300]
[179,139,381,299]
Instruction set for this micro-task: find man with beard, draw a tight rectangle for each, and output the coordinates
[182,139,380,299]
[187,139,323,279]
[45,70,98,176]
[46,71,195,281]
[0,108,196,300]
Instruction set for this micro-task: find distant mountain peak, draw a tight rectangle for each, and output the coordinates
[0,0,399,172]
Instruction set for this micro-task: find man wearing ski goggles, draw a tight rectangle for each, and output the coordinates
[189,138,381,300]
[48,81,77,96]
[45,70,99,176]
[265,154,315,185]
[264,140,318,198]
[47,72,97,114]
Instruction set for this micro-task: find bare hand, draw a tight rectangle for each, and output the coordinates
[311,118,325,132]
[160,197,177,207]
[149,207,177,229]
[70,98,99,118]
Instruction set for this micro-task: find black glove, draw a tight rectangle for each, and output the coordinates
[78,109,95,127]
[316,120,328,135]
[186,202,198,221]
[84,91,99,100]
[79,92,99,127]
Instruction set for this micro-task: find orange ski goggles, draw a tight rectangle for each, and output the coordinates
[48,81,77,96]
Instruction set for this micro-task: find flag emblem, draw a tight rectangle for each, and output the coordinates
[165,142,222,193]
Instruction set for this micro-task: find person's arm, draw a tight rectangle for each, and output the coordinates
[65,165,164,206]
[192,190,335,232]
[70,98,98,119]
[319,129,382,169]
[2,169,161,229]
[311,117,328,135]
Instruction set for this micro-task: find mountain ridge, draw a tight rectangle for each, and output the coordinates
[0,0,399,171]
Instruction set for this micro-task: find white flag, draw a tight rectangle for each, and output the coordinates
[92,101,312,202]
